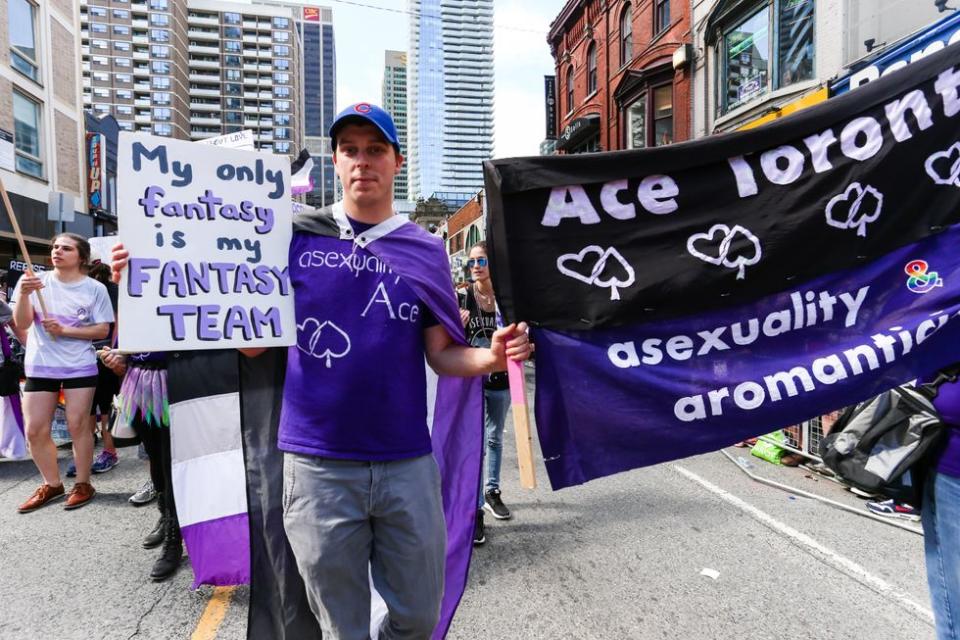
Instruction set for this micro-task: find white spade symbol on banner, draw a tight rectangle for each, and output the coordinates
[556,245,636,300]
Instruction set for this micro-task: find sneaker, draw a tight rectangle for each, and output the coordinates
[473,509,486,545]
[866,498,920,522]
[849,486,884,499]
[65,461,77,478]
[64,482,96,510]
[92,449,119,474]
[483,489,512,520]
[129,479,157,506]
[17,483,65,513]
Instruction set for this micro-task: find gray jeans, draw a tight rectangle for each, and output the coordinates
[282,452,446,640]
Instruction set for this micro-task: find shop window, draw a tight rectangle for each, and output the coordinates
[626,95,646,149]
[620,4,633,67]
[719,0,815,113]
[587,42,597,95]
[655,0,670,34]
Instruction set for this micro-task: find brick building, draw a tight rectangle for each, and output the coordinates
[548,0,693,153]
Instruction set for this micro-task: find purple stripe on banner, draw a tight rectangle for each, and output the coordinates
[181,512,250,588]
[26,364,98,379]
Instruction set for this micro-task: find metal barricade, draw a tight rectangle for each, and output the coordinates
[758,411,842,464]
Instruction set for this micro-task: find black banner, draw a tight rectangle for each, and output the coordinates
[485,43,960,331]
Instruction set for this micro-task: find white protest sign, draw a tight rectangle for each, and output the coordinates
[87,235,118,263]
[199,130,256,151]
[117,132,294,351]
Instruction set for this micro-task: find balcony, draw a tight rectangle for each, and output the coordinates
[132,35,148,45]
[190,59,220,70]
[188,28,218,41]
[134,98,151,107]
[191,129,222,139]
[133,51,148,60]
[189,72,219,82]
[189,43,220,55]
[243,63,258,72]
[190,115,222,126]
[132,19,148,28]
[134,114,150,124]
[191,87,220,97]
[243,105,259,114]
[188,15,219,27]
[191,101,220,111]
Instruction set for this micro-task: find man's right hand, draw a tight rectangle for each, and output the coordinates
[111,242,129,284]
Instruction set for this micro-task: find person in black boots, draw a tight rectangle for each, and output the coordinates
[101,348,181,581]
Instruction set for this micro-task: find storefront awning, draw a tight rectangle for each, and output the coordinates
[556,114,600,151]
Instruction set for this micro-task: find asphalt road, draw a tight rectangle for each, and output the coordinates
[0,395,935,640]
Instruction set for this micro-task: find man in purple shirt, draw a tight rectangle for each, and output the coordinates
[243,103,532,640]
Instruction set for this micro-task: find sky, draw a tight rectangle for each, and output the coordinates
[322,0,562,159]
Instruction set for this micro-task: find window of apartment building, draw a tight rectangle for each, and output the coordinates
[274,58,290,70]
[273,31,290,43]
[115,58,131,67]
[274,86,290,98]
[152,76,170,89]
[275,113,290,126]
[275,127,290,140]
[655,0,670,34]
[114,26,131,37]
[273,45,290,56]
[224,55,241,67]
[93,71,110,82]
[223,12,241,25]
[150,29,170,42]
[117,105,133,116]
[117,89,133,100]
[225,69,242,81]
[93,87,111,99]
[272,17,290,29]
[224,26,242,39]
[92,55,109,67]
[275,141,291,154]
[152,107,171,121]
[273,72,290,84]
[152,61,170,74]
[90,6,107,18]
[118,121,134,131]
[115,41,132,51]
[623,80,673,148]
[225,97,242,109]
[151,44,170,58]
[13,90,42,178]
[719,0,814,113]
[620,5,633,67]
[113,8,130,19]
[153,92,171,104]
[92,23,109,34]
[586,42,597,95]
[566,66,574,114]
[94,104,111,115]
[225,83,242,96]
[274,100,290,112]
[92,39,109,49]
[115,73,132,83]
[149,0,169,9]
[153,123,172,136]
[224,40,242,53]
[224,112,242,124]
[150,13,170,26]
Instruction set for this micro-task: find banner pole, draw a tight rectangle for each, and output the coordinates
[0,175,53,320]
[507,357,537,489]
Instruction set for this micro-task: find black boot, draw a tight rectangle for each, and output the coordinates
[150,513,182,581]
[142,492,165,549]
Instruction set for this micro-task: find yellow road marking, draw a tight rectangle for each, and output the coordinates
[191,586,235,640]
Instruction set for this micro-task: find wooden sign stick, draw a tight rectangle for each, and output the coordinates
[507,357,537,489]
[0,175,53,320]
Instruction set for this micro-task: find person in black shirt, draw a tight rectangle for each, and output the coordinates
[460,242,512,545]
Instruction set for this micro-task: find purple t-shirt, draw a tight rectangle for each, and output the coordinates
[277,223,438,461]
[932,377,960,478]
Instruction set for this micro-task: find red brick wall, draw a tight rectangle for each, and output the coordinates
[550,0,692,152]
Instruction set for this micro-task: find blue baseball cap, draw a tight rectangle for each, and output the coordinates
[329,102,401,153]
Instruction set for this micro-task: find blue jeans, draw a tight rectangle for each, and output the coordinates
[478,388,510,508]
[924,470,960,640]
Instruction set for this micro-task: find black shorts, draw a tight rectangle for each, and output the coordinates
[24,375,99,393]
[91,359,121,415]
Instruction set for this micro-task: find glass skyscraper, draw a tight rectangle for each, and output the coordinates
[382,50,408,200]
[408,0,493,201]
[295,5,336,208]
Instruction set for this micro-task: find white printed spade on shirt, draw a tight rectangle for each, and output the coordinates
[297,318,351,368]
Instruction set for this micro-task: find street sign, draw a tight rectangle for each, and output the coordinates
[47,191,75,223]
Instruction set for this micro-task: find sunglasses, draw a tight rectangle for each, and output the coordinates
[466,258,488,268]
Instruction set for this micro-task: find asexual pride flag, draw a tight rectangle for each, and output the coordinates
[485,43,960,490]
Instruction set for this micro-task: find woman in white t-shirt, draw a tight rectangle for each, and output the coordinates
[12,233,114,513]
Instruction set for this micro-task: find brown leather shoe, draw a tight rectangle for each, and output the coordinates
[64,482,96,510]
[18,483,65,513]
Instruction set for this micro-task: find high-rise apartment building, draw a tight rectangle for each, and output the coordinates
[382,50,408,200]
[407,0,493,201]
[254,1,337,207]
[1,0,92,261]
[80,0,302,158]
